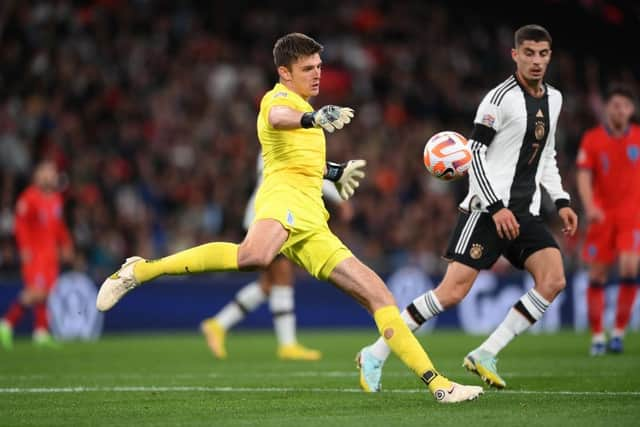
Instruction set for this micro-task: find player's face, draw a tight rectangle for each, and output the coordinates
[606,95,635,129]
[512,40,551,82]
[35,163,59,192]
[280,53,322,100]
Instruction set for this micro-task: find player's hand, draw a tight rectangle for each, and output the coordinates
[585,204,605,224]
[312,105,355,133]
[335,159,366,200]
[492,208,520,240]
[559,207,578,236]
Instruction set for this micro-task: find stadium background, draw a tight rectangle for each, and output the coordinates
[1,0,640,334]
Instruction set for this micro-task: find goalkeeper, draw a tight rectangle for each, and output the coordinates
[96,32,482,403]
[200,153,362,361]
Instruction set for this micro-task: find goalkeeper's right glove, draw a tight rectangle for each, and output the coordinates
[301,105,355,133]
[324,160,366,200]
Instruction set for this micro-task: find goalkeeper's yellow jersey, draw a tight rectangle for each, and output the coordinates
[257,83,325,200]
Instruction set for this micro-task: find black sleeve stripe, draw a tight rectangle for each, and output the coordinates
[471,141,499,203]
[470,124,496,146]
[494,81,517,106]
[490,76,515,104]
[471,140,499,203]
[471,141,492,202]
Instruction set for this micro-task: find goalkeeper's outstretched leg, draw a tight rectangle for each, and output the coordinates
[96,219,289,312]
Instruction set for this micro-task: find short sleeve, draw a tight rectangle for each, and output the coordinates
[576,133,594,170]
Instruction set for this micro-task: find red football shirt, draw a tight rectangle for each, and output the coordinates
[576,124,640,215]
[15,186,72,270]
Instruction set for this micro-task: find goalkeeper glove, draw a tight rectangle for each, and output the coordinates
[324,160,366,200]
[301,105,355,133]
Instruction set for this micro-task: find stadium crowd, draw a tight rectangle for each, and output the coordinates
[0,0,638,280]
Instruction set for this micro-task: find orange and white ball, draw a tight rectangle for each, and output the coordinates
[423,131,472,181]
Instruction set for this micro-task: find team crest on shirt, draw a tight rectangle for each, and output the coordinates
[286,210,295,225]
[481,114,495,128]
[469,243,484,260]
[534,109,545,141]
[627,145,639,162]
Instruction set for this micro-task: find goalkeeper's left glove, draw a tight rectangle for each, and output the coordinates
[301,105,355,133]
[324,160,366,200]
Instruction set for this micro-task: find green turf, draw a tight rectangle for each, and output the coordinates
[0,330,638,426]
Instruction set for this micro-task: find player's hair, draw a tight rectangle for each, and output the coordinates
[273,33,323,68]
[604,83,636,103]
[514,25,552,47]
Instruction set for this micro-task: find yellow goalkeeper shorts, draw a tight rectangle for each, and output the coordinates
[254,184,352,281]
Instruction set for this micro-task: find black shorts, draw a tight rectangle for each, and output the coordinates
[444,210,559,270]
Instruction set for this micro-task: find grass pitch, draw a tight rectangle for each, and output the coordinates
[1,330,638,426]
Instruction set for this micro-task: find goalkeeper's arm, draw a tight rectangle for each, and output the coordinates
[324,160,367,200]
[269,105,354,133]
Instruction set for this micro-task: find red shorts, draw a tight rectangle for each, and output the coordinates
[582,211,640,264]
[21,262,59,292]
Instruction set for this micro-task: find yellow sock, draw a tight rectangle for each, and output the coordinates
[133,242,239,283]
[373,305,452,393]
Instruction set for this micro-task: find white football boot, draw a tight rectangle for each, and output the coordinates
[96,256,145,312]
[432,381,484,403]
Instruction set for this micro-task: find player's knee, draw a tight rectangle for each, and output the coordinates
[237,248,274,270]
[363,285,395,313]
[542,275,566,298]
[448,286,468,306]
[435,279,472,307]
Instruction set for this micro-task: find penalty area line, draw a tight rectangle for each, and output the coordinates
[0,386,638,396]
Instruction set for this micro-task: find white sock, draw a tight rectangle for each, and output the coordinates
[270,285,296,346]
[478,289,550,356]
[612,328,624,338]
[215,281,266,330]
[592,332,606,343]
[368,290,444,361]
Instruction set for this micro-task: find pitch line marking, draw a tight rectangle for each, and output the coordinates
[0,386,638,396]
[0,371,628,380]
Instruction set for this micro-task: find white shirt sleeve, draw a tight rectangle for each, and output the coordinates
[469,90,505,212]
[321,181,343,204]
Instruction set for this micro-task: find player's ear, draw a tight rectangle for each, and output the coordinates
[511,48,518,64]
[277,65,292,82]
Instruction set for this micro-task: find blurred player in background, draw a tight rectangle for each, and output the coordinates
[577,84,640,355]
[200,154,356,361]
[357,24,578,391]
[97,32,482,403]
[0,161,74,349]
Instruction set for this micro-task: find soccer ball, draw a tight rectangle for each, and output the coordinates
[423,131,472,181]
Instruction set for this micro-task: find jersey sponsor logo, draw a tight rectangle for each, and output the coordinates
[273,91,288,99]
[481,114,495,128]
[469,243,484,260]
[627,145,639,163]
